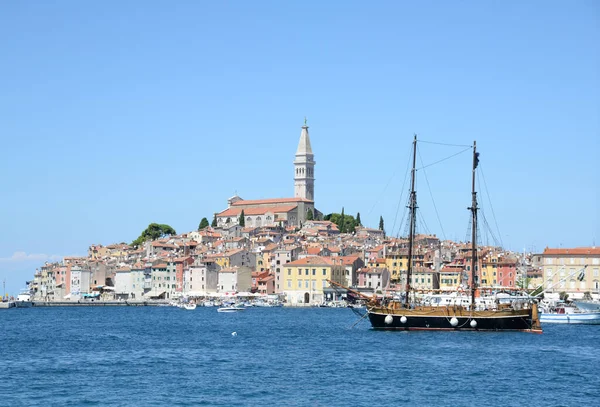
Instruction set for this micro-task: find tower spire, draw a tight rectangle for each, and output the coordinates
[294,119,315,201]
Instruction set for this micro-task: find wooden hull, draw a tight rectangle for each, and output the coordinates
[367,305,542,333]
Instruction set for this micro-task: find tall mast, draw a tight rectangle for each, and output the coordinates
[405,135,418,307]
[469,141,479,308]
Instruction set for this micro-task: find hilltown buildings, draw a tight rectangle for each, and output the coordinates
[23,122,599,304]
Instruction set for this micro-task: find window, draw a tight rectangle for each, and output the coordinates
[322,269,327,276]
[298,269,301,275]
[298,280,302,288]
[305,281,309,289]
[305,269,309,276]
[288,269,291,276]
[312,269,316,276]
[287,280,291,288]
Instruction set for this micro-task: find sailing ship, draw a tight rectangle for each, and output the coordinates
[350,136,542,332]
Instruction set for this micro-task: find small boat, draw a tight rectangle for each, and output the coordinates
[217,305,245,313]
[15,290,33,308]
[540,303,600,324]
[183,303,197,310]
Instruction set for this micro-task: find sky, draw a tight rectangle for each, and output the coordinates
[1,1,598,296]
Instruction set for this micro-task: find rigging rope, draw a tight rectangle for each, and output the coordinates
[418,140,473,148]
[417,147,472,171]
[417,145,448,241]
[478,164,504,248]
[390,147,413,237]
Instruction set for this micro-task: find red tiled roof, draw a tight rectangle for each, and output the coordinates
[307,247,322,255]
[217,205,298,217]
[263,243,279,252]
[231,197,313,206]
[152,263,168,268]
[543,247,600,255]
[286,256,334,266]
[339,255,360,265]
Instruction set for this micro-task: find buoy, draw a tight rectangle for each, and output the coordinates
[232,332,237,336]
[384,315,393,325]
[400,316,407,324]
[450,317,459,327]
[470,320,477,328]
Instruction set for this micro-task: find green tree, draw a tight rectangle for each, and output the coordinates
[324,211,357,234]
[198,218,209,231]
[339,207,346,233]
[379,216,385,233]
[132,223,176,247]
[211,215,217,227]
[306,209,314,221]
[239,210,245,227]
[356,212,362,226]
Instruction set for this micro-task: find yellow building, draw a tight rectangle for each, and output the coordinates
[384,247,428,285]
[481,251,499,287]
[537,247,600,297]
[283,256,345,305]
[439,264,463,291]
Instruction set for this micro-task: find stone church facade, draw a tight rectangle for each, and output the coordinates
[215,122,319,228]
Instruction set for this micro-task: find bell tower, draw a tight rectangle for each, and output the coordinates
[294,118,315,201]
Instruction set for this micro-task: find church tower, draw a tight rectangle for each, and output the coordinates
[294,119,316,201]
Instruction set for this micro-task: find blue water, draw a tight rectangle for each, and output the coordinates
[1,307,598,407]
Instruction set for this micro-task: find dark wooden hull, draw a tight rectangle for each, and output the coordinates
[367,306,542,333]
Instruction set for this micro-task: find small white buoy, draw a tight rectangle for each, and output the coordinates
[231,332,237,336]
[400,316,407,324]
[384,315,393,325]
[450,317,459,327]
[470,320,477,328]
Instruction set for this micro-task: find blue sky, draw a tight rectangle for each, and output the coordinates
[1,1,598,295]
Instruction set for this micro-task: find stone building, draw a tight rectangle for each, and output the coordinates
[215,122,319,228]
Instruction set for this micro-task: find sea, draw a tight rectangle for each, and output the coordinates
[1,306,598,407]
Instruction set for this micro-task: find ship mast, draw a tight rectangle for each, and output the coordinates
[404,135,418,307]
[469,141,479,308]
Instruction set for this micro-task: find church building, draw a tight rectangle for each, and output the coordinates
[215,121,319,228]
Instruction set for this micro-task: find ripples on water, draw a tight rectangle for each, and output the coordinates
[1,307,599,406]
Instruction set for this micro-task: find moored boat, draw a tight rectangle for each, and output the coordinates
[539,302,600,324]
[15,290,33,308]
[349,136,542,332]
[183,303,197,310]
[217,305,245,313]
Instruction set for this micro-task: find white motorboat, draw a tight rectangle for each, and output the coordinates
[540,303,600,324]
[217,305,245,313]
[183,303,197,310]
[15,290,33,308]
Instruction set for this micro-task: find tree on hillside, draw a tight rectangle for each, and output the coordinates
[339,207,346,233]
[198,218,209,231]
[324,211,357,235]
[132,223,176,247]
[379,216,385,235]
[239,210,245,227]
[356,212,362,226]
[211,215,217,227]
[306,209,314,221]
